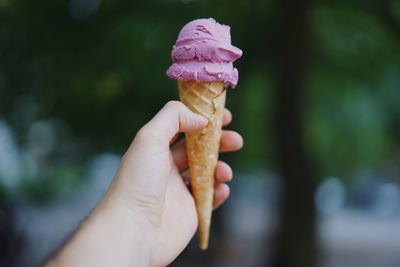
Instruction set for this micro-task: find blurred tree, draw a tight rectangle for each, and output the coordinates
[269,0,317,267]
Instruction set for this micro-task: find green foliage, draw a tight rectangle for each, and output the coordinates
[312,2,399,79]
[18,165,84,203]
[235,67,275,170]
[307,1,400,178]
[307,71,395,177]
[0,0,399,200]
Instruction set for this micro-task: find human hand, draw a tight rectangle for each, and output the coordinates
[45,101,243,267]
[105,101,243,266]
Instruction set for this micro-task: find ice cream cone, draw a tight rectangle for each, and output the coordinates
[167,18,242,249]
[178,80,226,250]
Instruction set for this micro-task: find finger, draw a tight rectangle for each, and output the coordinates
[133,101,208,150]
[215,161,233,183]
[117,101,208,213]
[213,183,230,210]
[171,139,187,171]
[171,130,243,171]
[180,161,233,188]
[219,131,244,152]
[172,108,230,145]
[222,108,232,127]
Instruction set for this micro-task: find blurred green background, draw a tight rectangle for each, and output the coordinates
[1,0,400,267]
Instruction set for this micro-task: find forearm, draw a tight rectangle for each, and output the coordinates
[45,191,152,267]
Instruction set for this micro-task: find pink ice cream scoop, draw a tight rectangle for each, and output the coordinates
[166,18,242,88]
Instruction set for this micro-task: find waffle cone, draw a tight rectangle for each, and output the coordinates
[178,80,226,250]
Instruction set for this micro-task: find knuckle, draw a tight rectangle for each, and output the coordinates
[135,126,148,141]
[164,100,184,111]
[134,126,157,145]
[134,125,164,146]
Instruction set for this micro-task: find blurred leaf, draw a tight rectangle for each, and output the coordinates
[19,166,84,203]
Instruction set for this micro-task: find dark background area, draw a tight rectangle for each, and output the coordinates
[1,0,400,266]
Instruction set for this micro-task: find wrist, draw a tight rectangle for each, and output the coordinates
[48,198,153,267]
[87,194,154,266]
[97,182,156,239]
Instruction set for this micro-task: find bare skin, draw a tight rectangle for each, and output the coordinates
[45,101,243,267]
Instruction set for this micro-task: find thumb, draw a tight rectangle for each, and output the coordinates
[116,100,207,211]
[136,101,208,146]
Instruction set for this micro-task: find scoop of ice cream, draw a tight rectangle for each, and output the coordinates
[166,18,242,88]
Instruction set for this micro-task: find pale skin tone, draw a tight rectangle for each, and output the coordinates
[45,101,243,267]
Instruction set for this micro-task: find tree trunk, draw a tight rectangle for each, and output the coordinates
[270,0,317,267]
